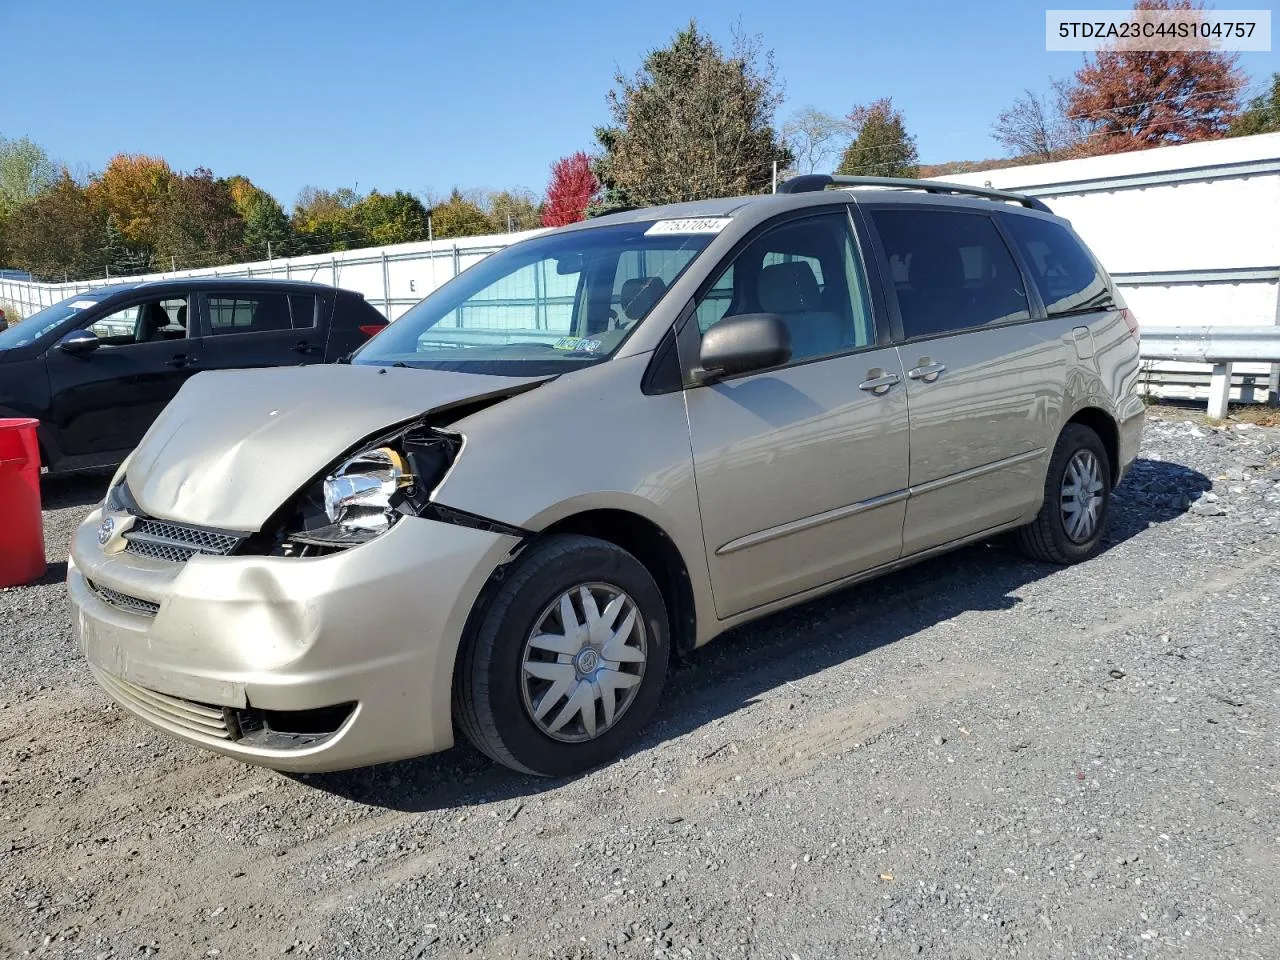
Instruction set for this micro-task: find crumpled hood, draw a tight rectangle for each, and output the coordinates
[126,364,548,531]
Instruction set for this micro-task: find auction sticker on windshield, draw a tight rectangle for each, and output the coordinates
[644,218,733,235]
[553,336,604,352]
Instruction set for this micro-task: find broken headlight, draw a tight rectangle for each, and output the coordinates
[323,447,412,533]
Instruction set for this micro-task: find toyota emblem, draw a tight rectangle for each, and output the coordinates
[97,516,115,546]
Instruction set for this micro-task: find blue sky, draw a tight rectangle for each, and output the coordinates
[3,0,1277,208]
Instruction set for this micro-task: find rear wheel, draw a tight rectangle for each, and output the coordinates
[1016,423,1112,564]
[454,535,669,776]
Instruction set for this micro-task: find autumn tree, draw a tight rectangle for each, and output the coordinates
[87,154,173,253]
[593,21,790,209]
[7,171,105,279]
[153,168,245,267]
[1062,0,1244,154]
[485,189,542,232]
[836,98,919,178]
[0,135,58,216]
[782,107,852,174]
[228,175,295,258]
[292,186,367,251]
[542,152,598,227]
[428,189,492,238]
[1230,73,1280,136]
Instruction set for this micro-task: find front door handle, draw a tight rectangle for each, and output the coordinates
[907,361,946,383]
[166,354,197,368]
[858,370,901,395]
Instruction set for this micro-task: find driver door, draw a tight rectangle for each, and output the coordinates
[44,294,196,458]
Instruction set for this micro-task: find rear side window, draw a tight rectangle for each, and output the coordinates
[206,293,293,334]
[871,209,1031,340]
[1003,216,1114,316]
[288,294,318,328]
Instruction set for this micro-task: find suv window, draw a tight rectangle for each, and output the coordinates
[695,212,874,362]
[871,209,1031,339]
[88,297,190,346]
[206,293,293,335]
[288,294,318,329]
[1003,215,1114,316]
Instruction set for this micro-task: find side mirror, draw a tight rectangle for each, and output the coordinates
[696,313,792,382]
[57,329,100,356]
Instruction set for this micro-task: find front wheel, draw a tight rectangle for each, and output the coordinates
[454,535,669,776]
[1016,423,1112,564]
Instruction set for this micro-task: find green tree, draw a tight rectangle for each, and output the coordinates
[593,21,791,210]
[356,190,430,245]
[428,189,492,238]
[228,175,295,258]
[7,171,105,279]
[836,98,919,178]
[485,189,542,232]
[0,135,58,216]
[292,186,366,251]
[153,168,246,268]
[86,154,173,256]
[1230,73,1280,136]
[102,214,149,276]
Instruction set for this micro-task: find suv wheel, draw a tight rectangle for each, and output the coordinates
[1016,423,1112,564]
[454,535,669,776]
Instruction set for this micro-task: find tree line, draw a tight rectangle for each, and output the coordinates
[3,0,1278,282]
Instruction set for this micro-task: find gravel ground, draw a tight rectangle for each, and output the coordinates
[2,404,1278,960]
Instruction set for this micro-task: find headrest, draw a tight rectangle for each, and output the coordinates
[758,261,821,313]
[620,276,667,320]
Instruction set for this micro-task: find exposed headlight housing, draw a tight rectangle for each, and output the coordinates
[323,447,412,533]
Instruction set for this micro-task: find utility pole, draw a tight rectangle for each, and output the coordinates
[267,240,273,261]
[772,160,778,194]
[428,216,433,242]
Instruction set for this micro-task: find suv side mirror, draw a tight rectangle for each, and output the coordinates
[56,329,101,356]
[696,313,792,382]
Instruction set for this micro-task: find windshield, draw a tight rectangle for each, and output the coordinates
[0,292,110,349]
[353,221,719,372]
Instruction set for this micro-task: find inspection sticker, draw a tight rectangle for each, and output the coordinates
[644,217,733,236]
[553,336,604,352]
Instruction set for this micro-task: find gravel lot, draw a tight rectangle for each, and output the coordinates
[2,405,1278,960]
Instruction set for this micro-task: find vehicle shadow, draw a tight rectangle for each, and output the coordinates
[41,472,111,511]
[300,456,1209,812]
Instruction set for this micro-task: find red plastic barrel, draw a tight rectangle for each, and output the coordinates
[0,418,45,588]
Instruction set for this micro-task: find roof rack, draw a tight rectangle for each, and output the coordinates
[776,174,1052,213]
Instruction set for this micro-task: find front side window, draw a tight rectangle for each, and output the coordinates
[871,209,1031,340]
[88,297,190,346]
[355,222,715,372]
[1003,215,1114,316]
[206,293,293,335]
[694,212,874,362]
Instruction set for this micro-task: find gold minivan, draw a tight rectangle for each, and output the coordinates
[68,176,1145,776]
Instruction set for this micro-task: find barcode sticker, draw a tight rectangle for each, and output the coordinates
[644,218,733,236]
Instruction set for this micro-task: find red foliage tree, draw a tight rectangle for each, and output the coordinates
[541,152,598,227]
[1064,0,1244,155]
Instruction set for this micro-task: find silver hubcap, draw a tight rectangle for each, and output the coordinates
[520,583,647,743]
[1060,449,1105,542]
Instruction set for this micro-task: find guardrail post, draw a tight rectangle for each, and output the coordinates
[1208,362,1233,419]
[381,252,391,318]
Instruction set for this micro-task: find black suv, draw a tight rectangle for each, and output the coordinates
[0,278,387,474]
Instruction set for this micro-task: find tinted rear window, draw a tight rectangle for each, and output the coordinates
[1003,216,1114,316]
[871,209,1031,340]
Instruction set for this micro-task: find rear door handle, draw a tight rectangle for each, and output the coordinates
[292,341,319,354]
[858,370,901,395]
[166,354,197,368]
[907,361,946,383]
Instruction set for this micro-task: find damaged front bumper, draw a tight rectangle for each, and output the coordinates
[69,507,520,772]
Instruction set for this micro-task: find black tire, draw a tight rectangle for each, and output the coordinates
[453,534,669,777]
[1016,423,1112,564]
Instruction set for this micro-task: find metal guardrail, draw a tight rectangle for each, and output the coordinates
[1141,325,1280,417]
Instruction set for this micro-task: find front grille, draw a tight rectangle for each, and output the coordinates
[124,518,242,563]
[87,579,160,617]
[92,668,232,740]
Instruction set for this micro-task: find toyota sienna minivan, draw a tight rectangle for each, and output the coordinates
[68,175,1145,776]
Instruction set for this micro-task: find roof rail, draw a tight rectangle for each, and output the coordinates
[776,174,1052,213]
